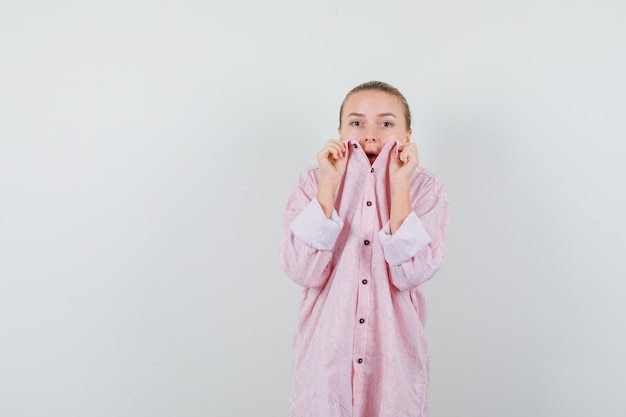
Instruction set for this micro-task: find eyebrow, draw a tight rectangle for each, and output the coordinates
[346,112,398,119]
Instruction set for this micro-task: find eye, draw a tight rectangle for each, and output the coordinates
[350,121,362,127]
[381,121,393,127]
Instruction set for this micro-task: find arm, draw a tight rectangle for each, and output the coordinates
[379,180,450,291]
[389,175,413,234]
[279,140,349,287]
[316,139,348,218]
[389,141,419,233]
[384,142,449,290]
[279,172,343,288]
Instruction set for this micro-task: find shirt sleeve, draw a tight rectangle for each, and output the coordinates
[378,211,433,265]
[291,198,343,251]
[380,178,450,291]
[279,169,344,288]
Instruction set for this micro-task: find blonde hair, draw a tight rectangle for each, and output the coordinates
[339,81,411,130]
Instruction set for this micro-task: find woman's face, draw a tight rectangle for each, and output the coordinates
[339,89,412,165]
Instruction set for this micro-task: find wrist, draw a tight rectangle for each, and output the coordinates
[390,176,410,195]
[317,177,339,218]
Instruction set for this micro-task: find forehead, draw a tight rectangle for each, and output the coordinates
[343,90,404,115]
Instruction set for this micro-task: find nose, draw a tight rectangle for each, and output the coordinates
[364,125,377,142]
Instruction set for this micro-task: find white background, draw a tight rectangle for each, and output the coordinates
[1,1,625,416]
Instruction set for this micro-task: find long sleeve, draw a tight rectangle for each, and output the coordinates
[280,169,343,288]
[378,179,450,291]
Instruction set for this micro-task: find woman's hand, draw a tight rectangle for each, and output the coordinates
[317,139,348,184]
[316,139,349,218]
[389,142,420,185]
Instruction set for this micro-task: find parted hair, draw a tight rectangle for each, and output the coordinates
[339,81,412,130]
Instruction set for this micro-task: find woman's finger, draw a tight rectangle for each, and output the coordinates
[326,140,345,160]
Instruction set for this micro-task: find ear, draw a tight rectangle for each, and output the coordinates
[404,129,412,144]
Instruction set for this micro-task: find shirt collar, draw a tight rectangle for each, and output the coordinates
[344,139,403,168]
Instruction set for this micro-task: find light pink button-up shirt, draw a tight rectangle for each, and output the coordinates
[280,140,449,417]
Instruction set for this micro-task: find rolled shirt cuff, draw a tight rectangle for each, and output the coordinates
[291,198,343,250]
[379,212,433,265]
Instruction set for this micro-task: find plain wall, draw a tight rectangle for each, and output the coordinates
[1,1,625,416]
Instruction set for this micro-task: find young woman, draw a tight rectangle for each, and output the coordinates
[280,81,450,417]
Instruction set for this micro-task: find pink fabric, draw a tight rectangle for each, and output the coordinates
[280,140,450,417]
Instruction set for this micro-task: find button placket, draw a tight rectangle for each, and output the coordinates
[353,169,375,387]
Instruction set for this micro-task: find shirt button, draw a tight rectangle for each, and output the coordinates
[359,318,365,324]
[362,279,368,285]
[364,240,370,245]
[357,358,363,364]
[366,201,372,206]
[370,167,375,173]
[353,143,357,148]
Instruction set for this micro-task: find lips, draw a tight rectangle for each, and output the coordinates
[366,153,377,164]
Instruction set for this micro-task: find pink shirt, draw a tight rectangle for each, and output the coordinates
[280,140,450,417]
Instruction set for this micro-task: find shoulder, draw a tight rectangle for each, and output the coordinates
[411,166,447,201]
[297,166,321,185]
[289,166,321,198]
